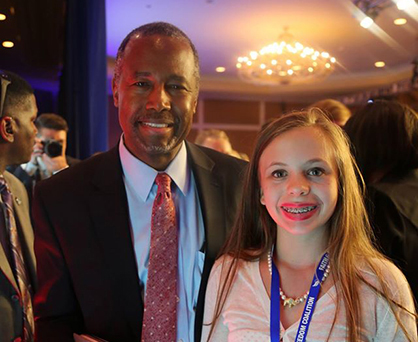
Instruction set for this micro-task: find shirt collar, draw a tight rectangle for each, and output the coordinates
[119,135,189,201]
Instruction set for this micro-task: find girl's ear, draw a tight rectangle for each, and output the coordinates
[260,189,265,205]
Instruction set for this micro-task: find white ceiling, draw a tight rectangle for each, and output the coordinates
[105,0,418,101]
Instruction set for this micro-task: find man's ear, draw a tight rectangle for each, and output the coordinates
[111,77,119,108]
[0,116,15,142]
[260,189,265,205]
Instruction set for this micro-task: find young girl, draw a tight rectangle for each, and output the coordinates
[201,109,417,341]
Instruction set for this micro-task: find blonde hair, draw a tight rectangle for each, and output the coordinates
[206,108,416,341]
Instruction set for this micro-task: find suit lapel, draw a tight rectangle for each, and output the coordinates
[0,173,35,292]
[186,142,227,260]
[88,147,143,339]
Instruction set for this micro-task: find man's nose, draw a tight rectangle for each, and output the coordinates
[146,85,171,112]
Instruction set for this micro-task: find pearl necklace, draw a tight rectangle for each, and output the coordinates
[267,250,331,308]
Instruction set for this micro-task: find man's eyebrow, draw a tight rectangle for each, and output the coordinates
[133,71,151,78]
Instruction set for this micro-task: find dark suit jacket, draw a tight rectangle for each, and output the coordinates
[0,171,36,342]
[33,142,247,342]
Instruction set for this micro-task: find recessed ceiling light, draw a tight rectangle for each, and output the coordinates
[375,61,385,68]
[0,13,6,21]
[394,18,407,25]
[216,67,226,73]
[2,41,14,48]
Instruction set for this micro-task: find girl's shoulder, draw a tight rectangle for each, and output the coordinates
[358,257,413,301]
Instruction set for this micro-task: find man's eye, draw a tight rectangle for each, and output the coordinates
[134,82,149,87]
[272,170,287,178]
[168,84,185,90]
[307,168,324,176]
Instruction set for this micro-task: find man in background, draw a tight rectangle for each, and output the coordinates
[0,70,37,341]
[33,22,247,342]
[8,113,79,203]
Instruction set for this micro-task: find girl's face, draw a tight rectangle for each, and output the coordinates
[258,126,339,237]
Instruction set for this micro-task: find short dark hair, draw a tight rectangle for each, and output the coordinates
[35,113,69,132]
[114,22,200,86]
[344,100,418,182]
[2,70,34,116]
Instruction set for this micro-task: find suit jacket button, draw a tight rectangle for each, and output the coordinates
[11,294,19,302]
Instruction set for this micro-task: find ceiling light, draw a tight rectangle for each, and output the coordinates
[375,61,385,67]
[236,29,336,86]
[394,18,407,25]
[215,67,226,73]
[360,16,374,28]
[353,0,416,27]
[2,41,14,48]
[0,13,6,21]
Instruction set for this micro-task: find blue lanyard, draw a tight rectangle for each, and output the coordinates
[270,251,330,342]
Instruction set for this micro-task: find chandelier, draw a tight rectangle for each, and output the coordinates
[236,30,337,86]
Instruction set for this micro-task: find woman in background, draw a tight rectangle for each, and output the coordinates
[202,109,417,341]
[345,100,418,301]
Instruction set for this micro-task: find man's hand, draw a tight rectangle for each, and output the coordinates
[29,138,44,165]
[41,154,69,174]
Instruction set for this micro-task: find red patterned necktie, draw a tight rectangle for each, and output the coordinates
[0,176,34,342]
[142,173,178,342]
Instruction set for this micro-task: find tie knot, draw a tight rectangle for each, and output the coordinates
[155,173,171,193]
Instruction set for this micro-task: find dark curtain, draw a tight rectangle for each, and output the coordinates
[59,0,108,159]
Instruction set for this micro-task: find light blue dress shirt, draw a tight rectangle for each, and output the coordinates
[119,138,205,342]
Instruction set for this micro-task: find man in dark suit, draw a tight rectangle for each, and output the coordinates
[8,113,80,206]
[0,70,38,341]
[33,22,247,342]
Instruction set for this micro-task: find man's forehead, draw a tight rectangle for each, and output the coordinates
[126,34,191,55]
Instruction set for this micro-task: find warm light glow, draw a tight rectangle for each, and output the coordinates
[394,18,407,25]
[0,13,6,21]
[215,67,226,73]
[2,41,14,48]
[396,0,415,10]
[236,30,336,86]
[375,61,385,68]
[360,16,374,28]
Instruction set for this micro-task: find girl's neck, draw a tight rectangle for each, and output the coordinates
[274,226,329,269]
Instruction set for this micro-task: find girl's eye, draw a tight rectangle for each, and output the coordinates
[272,170,287,178]
[307,168,324,176]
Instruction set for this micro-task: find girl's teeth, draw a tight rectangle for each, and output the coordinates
[283,206,316,214]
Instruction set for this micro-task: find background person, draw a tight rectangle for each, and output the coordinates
[195,129,249,160]
[309,98,351,127]
[7,113,80,203]
[344,99,418,302]
[33,22,247,342]
[0,70,38,342]
[202,109,416,341]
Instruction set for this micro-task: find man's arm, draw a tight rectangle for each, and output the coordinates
[33,185,82,341]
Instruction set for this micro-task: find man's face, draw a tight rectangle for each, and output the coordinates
[10,94,38,164]
[37,127,67,157]
[112,34,198,169]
